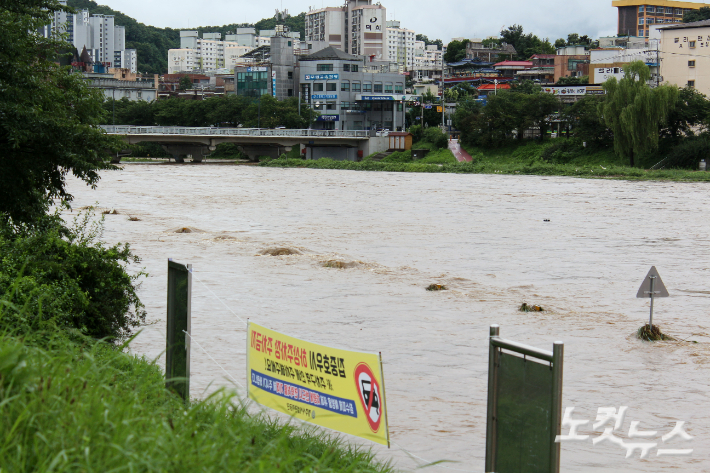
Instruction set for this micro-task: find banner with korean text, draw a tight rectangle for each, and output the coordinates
[247,322,390,446]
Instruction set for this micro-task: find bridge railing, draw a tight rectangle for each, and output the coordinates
[101,125,370,138]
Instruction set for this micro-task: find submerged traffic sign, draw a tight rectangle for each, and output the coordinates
[636,266,669,298]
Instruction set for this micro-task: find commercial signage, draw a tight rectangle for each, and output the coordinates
[247,322,390,446]
[272,72,276,97]
[361,95,395,101]
[316,115,340,121]
[305,74,339,80]
[542,86,606,96]
[312,94,337,99]
[247,66,268,72]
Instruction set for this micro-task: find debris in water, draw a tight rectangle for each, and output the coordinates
[519,303,544,312]
[102,209,118,215]
[128,216,141,221]
[426,284,447,291]
[170,226,204,234]
[543,219,550,222]
[322,260,358,269]
[637,324,676,341]
[260,247,301,256]
[175,227,192,233]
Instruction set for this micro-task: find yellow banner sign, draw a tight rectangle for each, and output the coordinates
[247,322,390,446]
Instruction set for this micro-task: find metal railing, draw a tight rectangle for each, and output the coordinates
[101,125,370,138]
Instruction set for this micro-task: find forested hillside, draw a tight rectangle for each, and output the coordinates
[65,1,305,74]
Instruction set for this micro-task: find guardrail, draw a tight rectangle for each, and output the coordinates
[101,125,370,138]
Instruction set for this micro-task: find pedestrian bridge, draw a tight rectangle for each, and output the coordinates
[102,125,372,162]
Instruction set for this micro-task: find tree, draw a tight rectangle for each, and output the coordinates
[556,75,589,85]
[0,0,119,225]
[554,38,566,49]
[178,75,193,90]
[563,95,613,146]
[416,34,443,49]
[500,24,555,60]
[661,86,710,140]
[683,6,710,22]
[444,39,469,63]
[600,61,678,166]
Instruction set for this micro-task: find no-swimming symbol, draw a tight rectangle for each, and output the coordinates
[354,363,381,432]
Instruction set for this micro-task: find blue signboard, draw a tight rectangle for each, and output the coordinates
[361,95,394,101]
[247,66,268,72]
[316,115,340,121]
[305,74,339,80]
[424,105,433,109]
[311,94,337,99]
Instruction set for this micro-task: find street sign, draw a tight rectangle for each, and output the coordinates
[424,105,432,109]
[636,266,668,327]
[437,106,443,112]
[636,266,669,298]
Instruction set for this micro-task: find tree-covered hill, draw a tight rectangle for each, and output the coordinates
[65,1,305,74]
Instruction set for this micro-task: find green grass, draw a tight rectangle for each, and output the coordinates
[0,332,392,472]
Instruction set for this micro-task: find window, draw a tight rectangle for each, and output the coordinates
[690,41,696,48]
[313,83,324,91]
[341,80,350,91]
[395,83,403,93]
[689,60,696,67]
[638,29,644,36]
[288,71,293,79]
[397,102,403,111]
[363,82,372,92]
[383,102,393,111]
[688,80,695,88]
[288,41,292,46]
[639,18,645,25]
[317,63,333,71]
[351,65,359,72]
[326,101,336,110]
[647,17,654,24]
[384,83,393,93]
[666,7,673,14]
[343,63,350,71]
[374,82,383,92]
[352,81,361,92]
[373,102,382,111]
[326,83,337,91]
[288,89,293,96]
[638,5,644,12]
[675,8,682,15]
[647,6,655,13]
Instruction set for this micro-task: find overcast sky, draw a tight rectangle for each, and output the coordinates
[99,0,618,43]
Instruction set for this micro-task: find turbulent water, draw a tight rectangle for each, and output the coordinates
[66,164,710,472]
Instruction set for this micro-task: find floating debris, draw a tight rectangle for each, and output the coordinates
[127,216,141,221]
[170,226,204,234]
[543,219,550,222]
[637,324,676,341]
[426,284,447,291]
[175,227,192,233]
[322,260,358,269]
[102,209,118,215]
[519,303,544,312]
[260,247,301,256]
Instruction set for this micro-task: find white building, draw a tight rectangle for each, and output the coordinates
[46,1,136,72]
[305,0,386,59]
[412,42,443,81]
[385,20,416,70]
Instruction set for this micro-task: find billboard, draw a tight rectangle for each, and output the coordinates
[247,322,390,446]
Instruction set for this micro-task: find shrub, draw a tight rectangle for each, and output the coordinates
[423,127,449,149]
[0,210,146,341]
[408,124,424,143]
[664,137,710,169]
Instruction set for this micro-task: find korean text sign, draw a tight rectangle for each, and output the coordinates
[247,322,390,446]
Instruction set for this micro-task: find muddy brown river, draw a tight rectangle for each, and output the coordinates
[66,164,710,472]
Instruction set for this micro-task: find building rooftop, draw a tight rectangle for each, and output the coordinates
[300,46,362,62]
[658,19,710,29]
[612,0,710,7]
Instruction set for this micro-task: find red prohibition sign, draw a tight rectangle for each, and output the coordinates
[354,363,382,432]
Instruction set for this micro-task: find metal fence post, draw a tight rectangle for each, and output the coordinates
[550,341,564,473]
[166,259,192,401]
[485,324,500,472]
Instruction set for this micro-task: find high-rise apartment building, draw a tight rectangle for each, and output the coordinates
[45,0,136,72]
[305,0,386,59]
[385,21,416,69]
[613,0,710,37]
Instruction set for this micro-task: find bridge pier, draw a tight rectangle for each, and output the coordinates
[162,145,207,163]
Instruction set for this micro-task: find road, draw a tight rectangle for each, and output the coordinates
[448,138,473,162]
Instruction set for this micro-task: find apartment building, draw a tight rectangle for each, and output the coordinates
[45,1,136,72]
[305,0,386,59]
[613,0,710,37]
[386,21,416,69]
[412,42,443,81]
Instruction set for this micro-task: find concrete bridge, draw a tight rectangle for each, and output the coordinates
[102,125,381,162]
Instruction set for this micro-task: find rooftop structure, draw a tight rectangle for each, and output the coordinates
[612,0,710,37]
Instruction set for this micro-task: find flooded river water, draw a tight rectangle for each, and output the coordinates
[66,164,710,472]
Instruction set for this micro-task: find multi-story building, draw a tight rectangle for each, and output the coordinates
[465,39,516,62]
[412,42,443,81]
[589,48,659,84]
[554,45,590,82]
[45,0,136,72]
[305,0,386,59]
[658,19,710,94]
[385,21,416,70]
[613,0,710,38]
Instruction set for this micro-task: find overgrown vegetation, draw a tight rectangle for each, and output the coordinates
[103,95,317,128]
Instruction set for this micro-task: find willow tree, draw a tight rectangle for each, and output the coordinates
[600,60,678,166]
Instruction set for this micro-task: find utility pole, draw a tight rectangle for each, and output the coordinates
[441,49,445,129]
